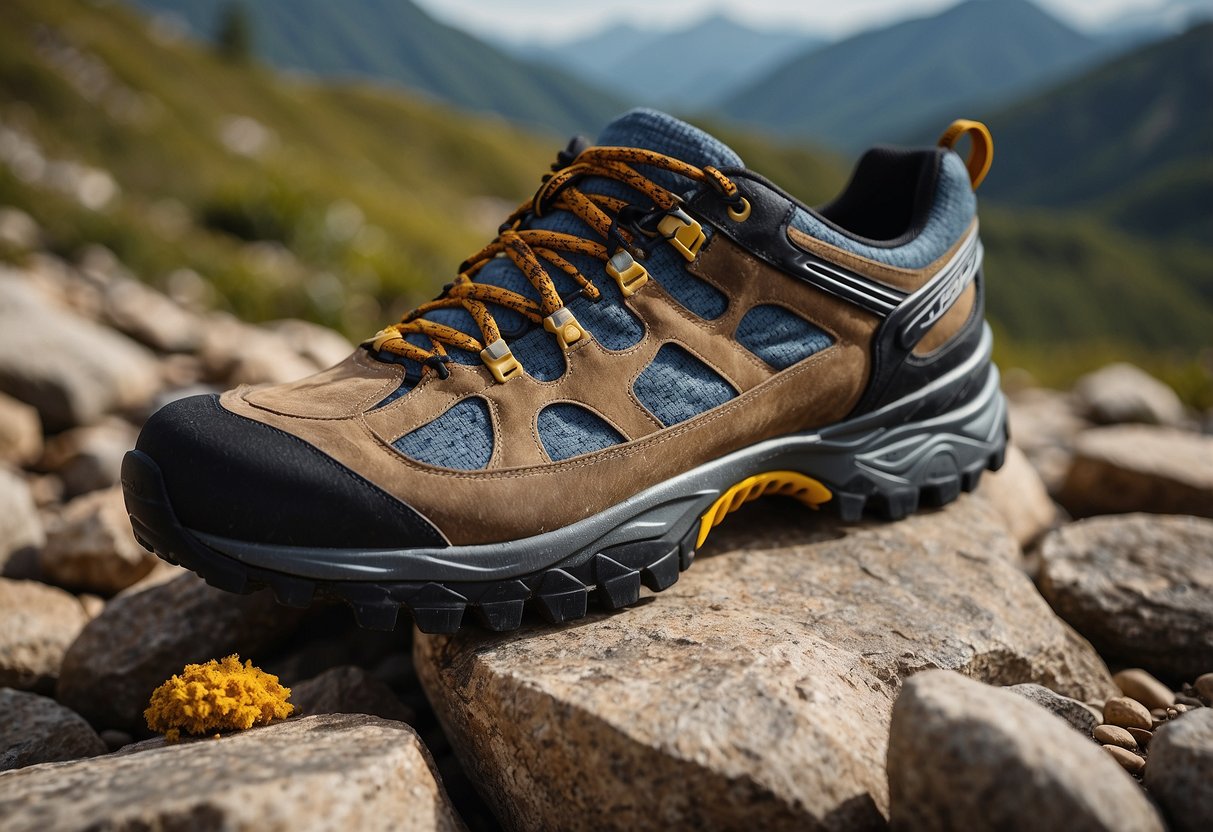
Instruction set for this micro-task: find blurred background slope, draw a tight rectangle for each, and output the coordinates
[1,0,1210,401]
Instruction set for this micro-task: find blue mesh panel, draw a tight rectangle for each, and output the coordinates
[537,403,625,462]
[735,305,834,370]
[509,326,566,381]
[789,152,976,270]
[633,344,737,427]
[394,397,493,470]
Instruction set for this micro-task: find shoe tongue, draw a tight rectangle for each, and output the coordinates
[595,109,744,186]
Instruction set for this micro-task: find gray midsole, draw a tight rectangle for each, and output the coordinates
[192,324,1005,583]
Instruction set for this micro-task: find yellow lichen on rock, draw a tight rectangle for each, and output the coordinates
[145,654,293,740]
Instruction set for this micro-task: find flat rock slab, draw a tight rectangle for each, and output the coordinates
[1058,425,1213,518]
[0,689,106,771]
[0,578,88,692]
[1040,513,1213,679]
[0,714,464,832]
[1145,709,1213,832]
[888,670,1163,831]
[416,496,1115,831]
[56,573,303,732]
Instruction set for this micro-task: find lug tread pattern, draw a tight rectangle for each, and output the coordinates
[124,433,1006,635]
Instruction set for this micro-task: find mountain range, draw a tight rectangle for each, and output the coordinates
[720,0,1114,150]
[132,0,623,135]
[531,15,823,109]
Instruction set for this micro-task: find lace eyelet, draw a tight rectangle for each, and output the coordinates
[727,197,751,223]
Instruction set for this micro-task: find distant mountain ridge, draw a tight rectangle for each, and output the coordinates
[979,23,1213,244]
[721,0,1112,150]
[133,0,624,135]
[533,15,823,108]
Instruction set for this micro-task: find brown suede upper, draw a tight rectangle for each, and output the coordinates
[221,220,976,546]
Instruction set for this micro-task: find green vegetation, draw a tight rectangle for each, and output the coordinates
[980,23,1213,245]
[0,0,554,335]
[134,0,623,135]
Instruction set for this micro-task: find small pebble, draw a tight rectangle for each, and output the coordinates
[1093,724,1137,750]
[1172,703,1187,714]
[1195,672,1213,702]
[1150,707,1168,719]
[1103,744,1146,775]
[1104,696,1154,730]
[1113,668,1175,711]
[1127,727,1152,747]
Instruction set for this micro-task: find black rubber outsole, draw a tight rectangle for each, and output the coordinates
[121,437,1006,636]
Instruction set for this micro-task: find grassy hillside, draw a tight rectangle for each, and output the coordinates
[979,23,1213,244]
[132,0,623,135]
[0,0,555,335]
[722,0,1108,150]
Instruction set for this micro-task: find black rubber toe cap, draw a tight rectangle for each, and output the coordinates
[135,394,446,549]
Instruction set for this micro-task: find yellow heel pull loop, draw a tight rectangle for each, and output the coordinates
[938,119,993,190]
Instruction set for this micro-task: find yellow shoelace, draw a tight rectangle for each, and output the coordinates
[366,146,741,379]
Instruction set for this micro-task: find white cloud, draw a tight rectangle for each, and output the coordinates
[414,0,1173,46]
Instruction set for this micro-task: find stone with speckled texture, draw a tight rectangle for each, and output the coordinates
[0,714,464,832]
[416,495,1114,831]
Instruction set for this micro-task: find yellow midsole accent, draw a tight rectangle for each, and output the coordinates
[696,471,833,549]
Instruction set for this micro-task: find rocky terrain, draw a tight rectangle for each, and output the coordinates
[1,210,1211,830]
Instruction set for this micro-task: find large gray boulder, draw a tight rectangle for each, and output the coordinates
[1039,514,1213,678]
[417,496,1115,831]
[887,670,1163,831]
[0,688,106,771]
[1145,709,1213,832]
[0,714,465,832]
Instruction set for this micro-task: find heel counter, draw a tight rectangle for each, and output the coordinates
[851,239,988,416]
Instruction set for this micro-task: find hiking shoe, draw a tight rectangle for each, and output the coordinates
[123,109,1007,633]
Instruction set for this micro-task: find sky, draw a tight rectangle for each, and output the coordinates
[411,0,1190,45]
